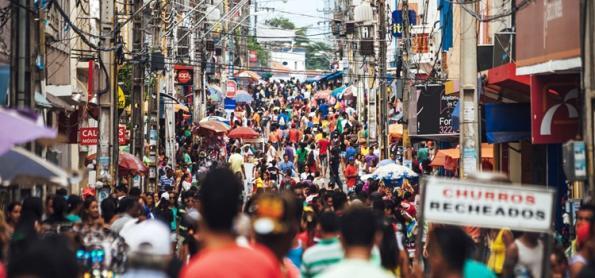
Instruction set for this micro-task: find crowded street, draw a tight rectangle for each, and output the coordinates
[1,0,595,277]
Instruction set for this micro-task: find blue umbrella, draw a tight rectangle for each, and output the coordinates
[234,91,253,103]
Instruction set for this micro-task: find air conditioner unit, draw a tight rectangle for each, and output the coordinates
[359,39,374,56]
[493,32,514,67]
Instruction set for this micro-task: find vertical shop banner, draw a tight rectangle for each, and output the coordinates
[530,74,580,144]
[226,80,237,98]
[415,84,459,135]
[174,65,194,85]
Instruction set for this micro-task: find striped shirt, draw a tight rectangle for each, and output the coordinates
[301,237,343,278]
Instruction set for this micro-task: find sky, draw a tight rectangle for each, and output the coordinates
[254,0,329,40]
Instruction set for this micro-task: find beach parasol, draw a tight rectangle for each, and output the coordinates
[234,90,254,103]
[0,108,57,156]
[228,126,260,139]
[86,152,148,175]
[0,147,73,186]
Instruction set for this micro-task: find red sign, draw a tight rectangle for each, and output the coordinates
[531,74,580,144]
[249,50,258,63]
[174,65,193,85]
[226,80,237,98]
[79,127,127,146]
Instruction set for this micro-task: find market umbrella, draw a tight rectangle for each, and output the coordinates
[0,147,72,186]
[314,90,331,100]
[228,126,259,139]
[194,120,230,135]
[361,163,418,181]
[199,116,231,128]
[236,70,261,80]
[234,90,254,103]
[208,86,223,102]
[0,108,57,156]
[331,86,347,98]
[86,152,148,175]
[378,159,396,167]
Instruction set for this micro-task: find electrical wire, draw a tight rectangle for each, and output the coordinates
[460,0,532,22]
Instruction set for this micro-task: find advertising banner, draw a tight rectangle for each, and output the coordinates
[422,177,555,233]
[415,84,458,135]
[530,74,580,144]
[174,65,193,85]
[79,127,127,146]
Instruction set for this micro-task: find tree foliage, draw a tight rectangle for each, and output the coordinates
[247,36,269,66]
[264,17,295,30]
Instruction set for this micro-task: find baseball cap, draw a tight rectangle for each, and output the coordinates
[121,220,172,256]
[161,192,170,201]
[251,193,296,235]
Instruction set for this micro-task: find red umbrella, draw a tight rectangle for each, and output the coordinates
[228,126,259,139]
[86,152,147,175]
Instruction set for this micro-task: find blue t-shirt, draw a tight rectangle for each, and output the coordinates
[319,103,329,118]
[279,161,295,175]
[464,260,496,278]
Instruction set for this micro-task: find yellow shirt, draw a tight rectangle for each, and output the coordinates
[360,146,369,156]
[313,115,320,125]
[254,177,264,188]
[228,153,244,175]
[315,133,323,142]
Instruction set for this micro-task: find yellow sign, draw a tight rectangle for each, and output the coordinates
[118,86,126,109]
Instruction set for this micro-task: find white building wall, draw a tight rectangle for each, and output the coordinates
[270,50,307,81]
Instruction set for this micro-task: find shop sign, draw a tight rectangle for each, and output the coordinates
[249,50,258,63]
[174,65,193,85]
[226,80,237,98]
[79,127,127,145]
[415,84,458,135]
[422,177,555,233]
[530,74,580,144]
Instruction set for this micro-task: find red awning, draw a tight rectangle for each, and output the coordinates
[486,63,530,94]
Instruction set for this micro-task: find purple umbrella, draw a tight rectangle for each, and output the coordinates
[0,108,57,155]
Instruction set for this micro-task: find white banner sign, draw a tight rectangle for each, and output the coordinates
[422,177,555,233]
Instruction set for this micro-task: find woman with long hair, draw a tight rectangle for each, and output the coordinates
[80,198,101,227]
[9,197,43,259]
[4,202,21,236]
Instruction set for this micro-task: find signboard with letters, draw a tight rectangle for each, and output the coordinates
[226,80,237,98]
[79,127,127,146]
[422,177,555,233]
[415,84,459,135]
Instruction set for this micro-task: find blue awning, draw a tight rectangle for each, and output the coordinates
[485,103,530,143]
[320,71,343,82]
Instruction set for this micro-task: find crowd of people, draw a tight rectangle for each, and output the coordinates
[1,78,595,278]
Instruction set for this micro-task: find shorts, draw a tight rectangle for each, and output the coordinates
[319,154,328,167]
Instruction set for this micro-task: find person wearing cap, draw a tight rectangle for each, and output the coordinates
[121,220,174,278]
[343,157,359,191]
[181,168,282,278]
[251,192,301,278]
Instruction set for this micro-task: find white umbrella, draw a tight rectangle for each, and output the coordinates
[0,147,72,186]
[361,163,418,181]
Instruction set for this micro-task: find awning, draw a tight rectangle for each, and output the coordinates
[320,71,343,82]
[485,63,530,102]
[485,103,530,143]
[46,93,76,112]
[35,92,53,108]
[430,143,495,170]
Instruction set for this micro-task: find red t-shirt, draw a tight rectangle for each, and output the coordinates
[288,129,300,143]
[318,139,330,155]
[344,164,358,188]
[181,244,282,278]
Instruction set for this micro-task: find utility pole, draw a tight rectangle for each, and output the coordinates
[193,0,204,122]
[130,0,145,163]
[582,0,595,199]
[378,0,388,159]
[147,2,161,193]
[401,0,412,161]
[459,0,480,177]
[98,0,117,185]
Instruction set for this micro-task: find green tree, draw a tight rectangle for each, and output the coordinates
[305,41,333,70]
[264,17,295,30]
[247,36,269,66]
